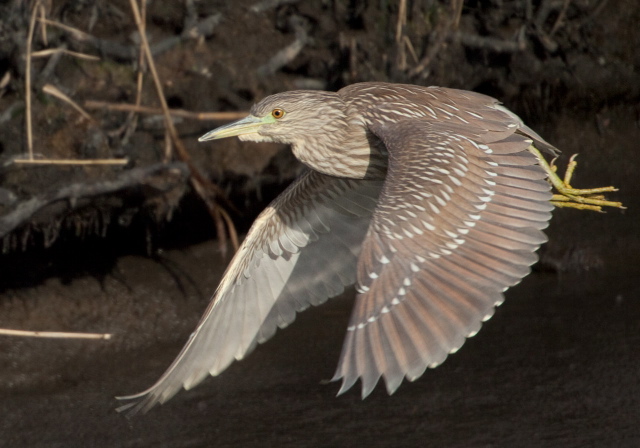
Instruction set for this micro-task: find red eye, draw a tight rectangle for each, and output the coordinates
[271,108,285,119]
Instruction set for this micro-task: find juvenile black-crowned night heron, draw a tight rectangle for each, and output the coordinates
[118,82,622,415]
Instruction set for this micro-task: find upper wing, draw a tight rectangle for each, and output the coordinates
[340,82,559,157]
[118,170,382,415]
[332,117,553,398]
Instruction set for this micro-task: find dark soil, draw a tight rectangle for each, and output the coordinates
[0,0,639,446]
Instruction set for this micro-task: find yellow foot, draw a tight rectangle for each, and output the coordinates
[528,147,625,212]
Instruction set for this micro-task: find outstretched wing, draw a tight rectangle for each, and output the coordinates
[332,116,553,398]
[119,170,382,415]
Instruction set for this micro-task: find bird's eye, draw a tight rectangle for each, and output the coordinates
[271,108,285,119]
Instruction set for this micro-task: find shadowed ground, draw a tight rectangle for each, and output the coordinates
[0,193,638,447]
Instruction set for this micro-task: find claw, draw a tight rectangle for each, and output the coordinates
[563,154,578,186]
[528,145,625,212]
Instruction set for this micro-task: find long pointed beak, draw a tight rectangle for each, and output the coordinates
[198,115,271,142]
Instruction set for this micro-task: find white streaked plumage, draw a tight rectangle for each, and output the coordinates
[118,82,556,414]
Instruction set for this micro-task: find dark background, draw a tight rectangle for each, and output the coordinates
[0,1,638,446]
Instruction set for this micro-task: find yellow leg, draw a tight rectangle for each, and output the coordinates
[528,145,625,212]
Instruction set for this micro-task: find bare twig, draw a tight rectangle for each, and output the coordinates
[129,0,178,158]
[128,0,176,154]
[403,36,419,64]
[25,1,41,161]
[37,1,48,45]
[395,0,407,43]
[136,0,146,105]
[452,0,464,29]
[128,0,238,252]
[121,0,147,146]
[409,20,450,78]
[31,48,100,61]
[536,29,559,52]
[163,129,172,162]
[0,328,112,340]
[84,100,248,121]
[0,71,10,90]
[395,0,407,70]
[0,70,11,98]
[451,31,526,53]
[550,0,571,35]
[42,83,94,121]
[13,158,128,165]
[218,206,239,250]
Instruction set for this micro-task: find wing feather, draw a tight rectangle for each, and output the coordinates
[332,114,553,397]
[118,171,382,415]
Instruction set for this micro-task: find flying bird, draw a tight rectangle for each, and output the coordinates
[117,82,622,415]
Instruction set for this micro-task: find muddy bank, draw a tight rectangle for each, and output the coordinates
[1,0,638,250]
[1,211,639,447]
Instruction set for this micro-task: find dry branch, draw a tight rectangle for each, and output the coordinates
[0,328,112,340]
[84,101,248,121]
[31,48,100,61]
[13,158,128,165]
[42,83,94,122]
[25,1,40,160]
[128,0,238,252]
[0,162,189,239]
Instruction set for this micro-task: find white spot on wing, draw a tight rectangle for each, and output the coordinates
[422,221,436,231]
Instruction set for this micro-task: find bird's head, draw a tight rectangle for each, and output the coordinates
[199,90,348,146]
[199,90,383,179]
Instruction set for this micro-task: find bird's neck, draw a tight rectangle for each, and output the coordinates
[291,117,387,180]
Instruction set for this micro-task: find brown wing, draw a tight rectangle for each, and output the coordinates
[118,170,382,415]
[340,82,559,157]
[332,117,553,398]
